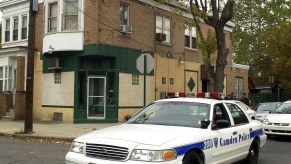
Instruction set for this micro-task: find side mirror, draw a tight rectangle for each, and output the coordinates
[212,119,230,130]
[201,119,211,129]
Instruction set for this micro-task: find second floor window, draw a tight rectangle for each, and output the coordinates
[120,3,129,26]
[13,17,19,41]
[21,15,28,39]
[63,0,78,30]
[235,77,243,99]
[5,19,10,42]
[48,2,58,32]
[185,26,197,49]
[156,15,171,43]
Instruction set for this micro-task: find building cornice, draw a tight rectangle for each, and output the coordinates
[232,63,250,70]
[0,46,28,53]
[0,0,28,9]
[138,0,234,31]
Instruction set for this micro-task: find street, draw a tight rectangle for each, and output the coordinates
[0,136,291,164]
[259,136,291,164]
[0,136,70,164]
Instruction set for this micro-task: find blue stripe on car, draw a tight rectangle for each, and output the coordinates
[174,141,205,156]
[250,129,264,138]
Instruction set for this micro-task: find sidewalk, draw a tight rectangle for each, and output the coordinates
[0,120,120,142]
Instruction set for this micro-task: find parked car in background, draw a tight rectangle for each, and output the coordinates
[66,98,267,164]
[263,100,291,137]
[254,102,282,122]
[222,100,257,120]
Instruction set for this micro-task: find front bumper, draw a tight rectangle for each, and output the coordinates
[264,124,291,136]
[260,134,267,148]
[65,152,181,164]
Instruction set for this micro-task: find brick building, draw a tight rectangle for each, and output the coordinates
[29,0,249,123]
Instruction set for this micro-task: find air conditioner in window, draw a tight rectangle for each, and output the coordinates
[119,25,132,34]
[156,33,166,42]
[48,58,62,69]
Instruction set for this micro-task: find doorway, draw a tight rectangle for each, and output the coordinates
[87,76,106,119]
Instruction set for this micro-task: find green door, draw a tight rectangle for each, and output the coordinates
[87,76,106,119]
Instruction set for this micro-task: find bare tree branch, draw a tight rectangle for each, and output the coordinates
[221,0,234,25]
[210,0,219,21]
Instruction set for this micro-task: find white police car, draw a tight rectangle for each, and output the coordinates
[66,98,267,164]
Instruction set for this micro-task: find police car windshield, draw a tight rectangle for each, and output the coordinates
[128,101,210,128]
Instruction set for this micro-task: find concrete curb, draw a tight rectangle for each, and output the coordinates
[0,132,74,143]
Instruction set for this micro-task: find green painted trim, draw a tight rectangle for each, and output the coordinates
[119,106,144,109]
[42,105,74,108]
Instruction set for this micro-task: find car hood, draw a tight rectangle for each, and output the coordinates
[266,114,291,123]
[75,124,205,146]
[256,112,269,117]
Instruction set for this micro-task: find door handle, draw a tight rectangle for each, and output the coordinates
[233,131,237,135]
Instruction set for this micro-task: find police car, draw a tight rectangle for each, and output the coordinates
[66,98,267,164]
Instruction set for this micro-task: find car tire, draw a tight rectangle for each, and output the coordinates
[183,150,203,164]
[244,139,259,164]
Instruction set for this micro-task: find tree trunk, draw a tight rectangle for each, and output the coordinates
[214,26,228,92]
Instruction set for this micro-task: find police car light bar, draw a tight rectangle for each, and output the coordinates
[165,92,223,99]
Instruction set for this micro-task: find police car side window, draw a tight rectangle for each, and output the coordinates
[213,104,230,123]
[227,104,249,125]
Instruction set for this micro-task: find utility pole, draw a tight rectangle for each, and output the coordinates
[25,0,37,134]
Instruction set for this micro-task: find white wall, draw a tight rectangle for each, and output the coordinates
[42,72,74,106]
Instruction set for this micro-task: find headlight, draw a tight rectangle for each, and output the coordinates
[70,141,85,154]
[263,118,269,125]
[130,149,177,162]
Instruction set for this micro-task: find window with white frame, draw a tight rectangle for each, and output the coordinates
[13,17,19,41]
[132,74,139,85]
[156,15,171,43]
[0,66,13,92]
[21,15,28,39]
[48,2,58,32]
[63,0,78,30]
[235,77,243,99]
[120,3,129,26]
[185,26,197,49]
[5,19,10,42]
[54,72,61,84]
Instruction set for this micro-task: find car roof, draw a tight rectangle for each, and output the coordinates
[283,100,291,104]
[155,98,221,105]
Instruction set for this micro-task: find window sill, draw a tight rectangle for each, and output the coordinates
[185,47,198,52]
[155,41,173,47]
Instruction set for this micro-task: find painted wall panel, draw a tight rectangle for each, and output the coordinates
[42,72,74,106]
[43,32,84,53]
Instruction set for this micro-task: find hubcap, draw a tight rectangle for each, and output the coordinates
[251,149,255,156]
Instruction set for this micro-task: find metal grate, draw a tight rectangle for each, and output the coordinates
[274,123,290,126]
[86,143,129,161]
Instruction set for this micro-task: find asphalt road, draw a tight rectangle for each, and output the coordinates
[0,136,291,164]
[0,136,70,164]
[259,136,291,164]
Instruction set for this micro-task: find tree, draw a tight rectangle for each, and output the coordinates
[232,0,291,82]
[159,0,234,92]
[189,0,235,92]
[264,22,291,91]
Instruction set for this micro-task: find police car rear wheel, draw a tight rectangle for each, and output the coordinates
[245,140,259,164]
[182,151,203,164]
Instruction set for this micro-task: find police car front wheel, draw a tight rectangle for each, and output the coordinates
[182,150,203,164]
[244,139,259,164]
